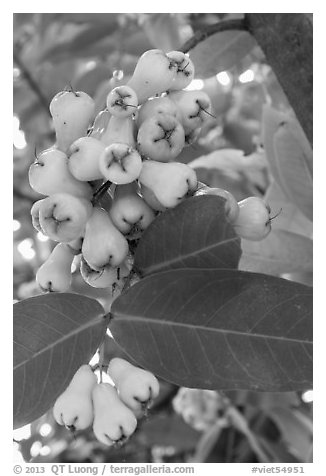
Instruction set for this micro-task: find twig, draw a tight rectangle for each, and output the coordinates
[13,49,51,118]
[180,18,247,53]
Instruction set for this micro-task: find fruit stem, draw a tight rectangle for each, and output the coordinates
[180,18,247,53]
[269,208,283,222]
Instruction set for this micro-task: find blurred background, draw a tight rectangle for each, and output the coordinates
[13,13,312,464]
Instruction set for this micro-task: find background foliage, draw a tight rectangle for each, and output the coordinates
[13,13,313,464]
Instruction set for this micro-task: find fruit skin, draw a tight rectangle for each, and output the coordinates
[166,51,195,91]
[30,199,46,233]
[92,383,137,446]
[67,236,84,255]
[29,147,92,199]
[82,207,129,269]
[80,255,130,289]
[39,193,93,243]
[127,49,177,104]
[108,358,160,418]
[136,96,178,128]
[139,184,166,212]
[168,90,213,133]
[137,113,185,162]
[67,136,105,181]
[106,85,138,118]
[89,109,111,140]
[195,183,240,223]
[99,143,143,184]
[100,115,136,148]
[139,160,198,208]
[53,364,97,431]
[50,90,95,153]
[36,243,75,293]
[109,184,156,239]
[233,196,272,241]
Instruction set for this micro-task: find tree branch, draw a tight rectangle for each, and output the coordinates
[13,49,51,118]
[180,18,247,53]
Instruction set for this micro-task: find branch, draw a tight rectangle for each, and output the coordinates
[13,49,51,118]
[180,18,247,53]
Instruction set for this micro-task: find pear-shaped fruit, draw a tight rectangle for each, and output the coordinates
[53,364,97,431]
[67,136,105,181]
[109,184,155,239]
[139,161,197,208]
[39,193,93,243]
[106,85,138,118]
[195,184,240,223]
[233,196,272,241]
[140,184,166,212]
[99,143,143,184]
[167,51,195,90]
[100,115,136,148]
[92,383,138,446]
[185,127,201,147]
[80,255,130,289]
[50,90,95,153]
[30,199,46,233]
[108,358,159,417]
[127,49,177,104]
[29,147,92,199]
[169,90,213,133]
[67,236,84,255]
[136,96,178,128]
[82,207,129,269]
[137,113,185,162]
[89,109,111,140]
[36,243,75,292]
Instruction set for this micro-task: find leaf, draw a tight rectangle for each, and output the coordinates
[266,407,312,462]
[273,120,313,221]
[239,229,313,276]
[141,13,182,51]
[40,24,119,62]
[14,293,106,429]
[262,105,289,188]
[263,106,313,221]
[134,195,242,277]
[110,268,312,392]
[224,390,301,410]
[264,182,312,238]
[190,30,256,78]
[138,413,200,450]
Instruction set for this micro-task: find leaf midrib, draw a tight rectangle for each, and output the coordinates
[141,236,241,275]
[14,314,105,371]
[112,313,312,346]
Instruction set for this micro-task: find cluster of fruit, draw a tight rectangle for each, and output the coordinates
[28,48,273,293]
[172,387,229,432]
[53,358,159,446]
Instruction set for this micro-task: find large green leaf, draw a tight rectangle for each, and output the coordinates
[263,106,313,221]
[273,120,313,221]
[239,229,313,276]
[134,195,242,277]
[110,268,312,392]
[138,414,200,451]
[189,30,256,78]
[264,182,312,238]
[262,106,289,190]
[14,293,106,429]
[266,407,312,462]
